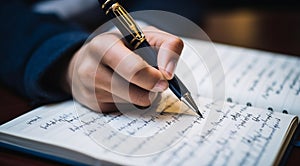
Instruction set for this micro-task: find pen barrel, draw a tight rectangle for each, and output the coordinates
[134,41,157,67]
[168,75,189,99]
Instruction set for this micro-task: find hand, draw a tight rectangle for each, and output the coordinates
[64,26,184,112]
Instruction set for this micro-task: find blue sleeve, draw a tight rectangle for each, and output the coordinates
[0,1,89,106]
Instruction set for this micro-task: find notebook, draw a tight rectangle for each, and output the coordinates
[0,38,299,165]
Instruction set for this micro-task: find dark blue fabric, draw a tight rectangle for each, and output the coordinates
[0,1,89,106]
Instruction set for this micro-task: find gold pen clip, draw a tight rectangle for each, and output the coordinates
[109,3,146,49]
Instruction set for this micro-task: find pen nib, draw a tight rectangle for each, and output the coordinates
[181,93,203,118]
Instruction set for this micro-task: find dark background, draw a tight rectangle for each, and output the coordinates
[202,0,300,56]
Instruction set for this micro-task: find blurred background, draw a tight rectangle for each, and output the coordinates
[72,0,300,56]
[128,0,300,56]
[201,0,300,56]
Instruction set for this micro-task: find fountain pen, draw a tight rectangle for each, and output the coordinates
[98,0,203,117]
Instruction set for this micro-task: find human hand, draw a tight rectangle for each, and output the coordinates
[64,26,184,112]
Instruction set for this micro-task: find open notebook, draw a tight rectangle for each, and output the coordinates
[0,38,299,165]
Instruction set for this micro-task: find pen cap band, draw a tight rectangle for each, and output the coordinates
[99,0,117,12]
[99,1,146,49]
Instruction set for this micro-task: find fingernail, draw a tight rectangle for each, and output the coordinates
[165,60,177,78]
[153,80,168,92]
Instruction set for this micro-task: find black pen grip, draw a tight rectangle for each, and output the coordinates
[134,40,157,67]
[135,40,188,99]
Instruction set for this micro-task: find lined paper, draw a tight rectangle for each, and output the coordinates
[178,38,300,116]
[0,95,295,165]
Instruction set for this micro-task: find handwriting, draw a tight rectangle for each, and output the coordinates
[146,101,286,166]
[40,113,77,130]
[188,45,300,115]
[26,116,42,125]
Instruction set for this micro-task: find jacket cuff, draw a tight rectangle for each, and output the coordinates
[25,31,88,106]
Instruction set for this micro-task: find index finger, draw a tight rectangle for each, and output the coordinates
[143,27,184,79]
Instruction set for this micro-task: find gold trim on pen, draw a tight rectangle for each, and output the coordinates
[101,0,112,9]
[104,2,146,49]
[101,0,146,48]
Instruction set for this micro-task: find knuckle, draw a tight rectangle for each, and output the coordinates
[127,59,147,78]
[133,67,161,90]
[88,34,118,56]
[77,64,92,78]
[148,74,162,90]
[87,37,100,53]
[80,88,90,99]
[131,90,151,107]
[76,64,97,89]
[168,37,184,52]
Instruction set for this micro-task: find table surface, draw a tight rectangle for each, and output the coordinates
[1,8,300,166]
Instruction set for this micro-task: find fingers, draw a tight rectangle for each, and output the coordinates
[95,88,127,103]
[74,52,159,111]
[74,71,158,113]
[95,64,158,107]
[89,33,168,92]
[70,27,183,113]
[143,26,184,79]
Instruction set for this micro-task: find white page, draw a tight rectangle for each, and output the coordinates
[0,93,295,166]
[179,38,300,116]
